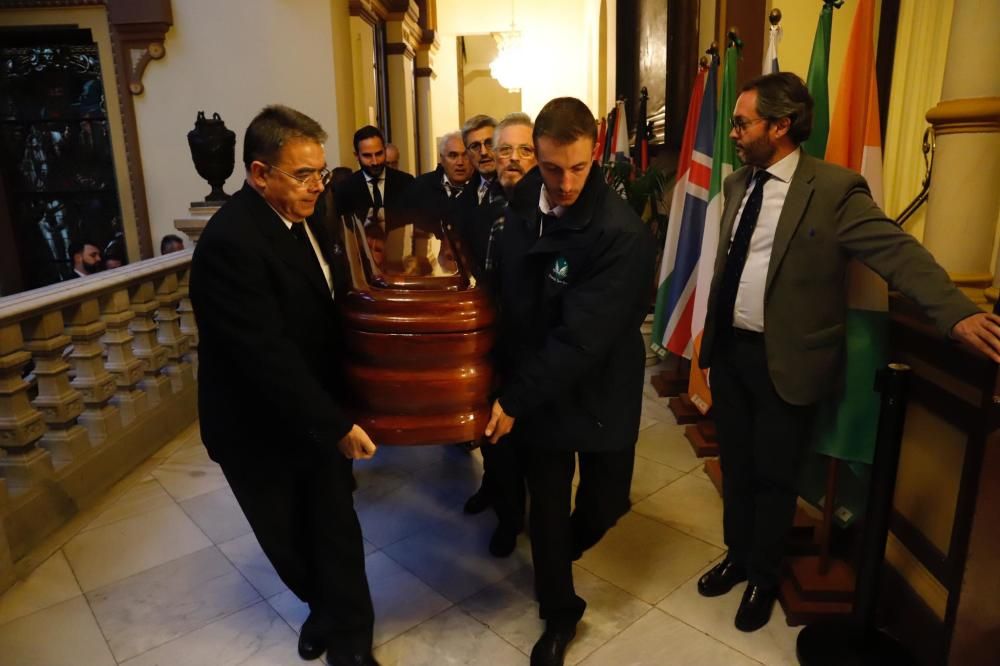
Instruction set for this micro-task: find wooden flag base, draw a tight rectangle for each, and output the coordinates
[668,392,702,424]
[650,355,690,397]
[684,419,718,457]
[779,555,855,625]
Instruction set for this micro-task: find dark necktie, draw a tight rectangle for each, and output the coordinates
[371,178,383,217]
[445,182,463,199]
[715,170,770,332]
[289,222,324,283]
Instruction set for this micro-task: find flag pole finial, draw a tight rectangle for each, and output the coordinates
[727,28,743,49]
[769,9,782,26]
[699,55,710,70]
[706,41,719,56]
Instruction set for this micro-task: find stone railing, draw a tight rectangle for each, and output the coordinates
[0,250,198,593]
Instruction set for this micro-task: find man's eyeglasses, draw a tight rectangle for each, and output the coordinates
[496,144,535,159]
[466,139,493,153]
[729,117,768,134]
[265,163,332,188]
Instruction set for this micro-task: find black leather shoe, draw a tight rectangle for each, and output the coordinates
[530,626,576,666]
[463,486,491,514]
[298,612,326,660]
[734,583,777,632]
[325,653,380,666]
[697,557,747,597]
[488,524,519,557]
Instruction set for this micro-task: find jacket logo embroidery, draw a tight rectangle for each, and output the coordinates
[548,256,569,284]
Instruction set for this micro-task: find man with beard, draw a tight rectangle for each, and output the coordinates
[696,72,1000,633]
[485,98,654,666]
[334,125,414,226]
[191,105,381,666]
[404,131,472,232]
[461,112,537,555]
[68,240,102,277]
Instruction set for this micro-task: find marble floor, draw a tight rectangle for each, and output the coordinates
[0,367,801,665]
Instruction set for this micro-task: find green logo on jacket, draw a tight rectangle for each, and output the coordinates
[549,256,569,284]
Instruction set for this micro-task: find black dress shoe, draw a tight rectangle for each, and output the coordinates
[488,523,519,557]
[463,486,492,514]
[697,557,747,597]
[530,626,576,666]
[325,652,380,666]
[298,612,327,660]
[734,583,777,632]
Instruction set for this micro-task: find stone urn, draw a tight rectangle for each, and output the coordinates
[187,111,236,203]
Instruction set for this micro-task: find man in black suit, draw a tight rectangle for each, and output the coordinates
[190,105,380,666]
[334,125,414,226]
[403,130,473,233]
[461,114,498,207]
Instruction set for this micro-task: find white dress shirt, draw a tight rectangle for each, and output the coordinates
[730,147,800,332]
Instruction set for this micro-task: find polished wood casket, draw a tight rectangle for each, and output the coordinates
[333,214,495,445]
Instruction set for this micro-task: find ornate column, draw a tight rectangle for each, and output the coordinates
[154,273,192,393]
[922,0,1000,305]
[414,33,438,175]
[129,280,172,406]
[22,312,89,468]
[64,299,121,445]
[384,1,421,176]
[100,289,147,425]
[0,323,52,495]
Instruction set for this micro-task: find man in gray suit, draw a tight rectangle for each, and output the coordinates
[697,72,1000,633]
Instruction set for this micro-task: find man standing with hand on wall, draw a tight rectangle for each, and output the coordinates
[191,105,381,666]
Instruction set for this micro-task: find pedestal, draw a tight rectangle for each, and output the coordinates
[174,203,221,244]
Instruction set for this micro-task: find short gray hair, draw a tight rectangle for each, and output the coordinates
[461,114,497,146]
[437,131,463,158]
[493,112,533,145]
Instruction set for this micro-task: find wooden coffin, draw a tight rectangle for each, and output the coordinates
[334,214,495,445]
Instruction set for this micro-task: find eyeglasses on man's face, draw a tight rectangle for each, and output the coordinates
[729,117,768,134]
[265,163,332,188]
[496,144,535,159]
[466,138,493,153]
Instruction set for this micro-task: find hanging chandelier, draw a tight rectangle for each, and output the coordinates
[490,0,524,92]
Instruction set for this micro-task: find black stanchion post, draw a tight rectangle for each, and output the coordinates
[796,363,919,666]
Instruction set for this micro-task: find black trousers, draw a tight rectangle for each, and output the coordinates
[481,438,526,531]
[711,329,815,588]
[521,442,634,628]
[218,442,374,655]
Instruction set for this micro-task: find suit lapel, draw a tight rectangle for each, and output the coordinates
[764,154,816,297]
[245,184,334,303]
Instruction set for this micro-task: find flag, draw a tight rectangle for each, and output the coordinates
[651,58,716,359]
[813,0,888,465]
[610,99,630,162]
[802,1,842,159]
[688,37,742,414]
[763,23,782,73]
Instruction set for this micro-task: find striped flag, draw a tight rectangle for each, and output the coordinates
[812,0,888,465]
[610,99,631,162]
[802,1,842,159]
[763,22,782,74]
[688,38,742,414]
[651,58,716,359]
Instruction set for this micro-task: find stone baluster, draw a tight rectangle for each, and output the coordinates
[0,323,53,495]
[100,290,148,425]
[22,312,89,468]
[155,273,193,393]
[129,280,172,407]
[176,267,198,373]
[64,299,121,445]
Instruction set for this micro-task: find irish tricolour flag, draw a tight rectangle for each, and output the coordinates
[651,57,717,359]
[812,0,888,464]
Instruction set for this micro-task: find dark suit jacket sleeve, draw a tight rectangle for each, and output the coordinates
[498,226,654,419]
[835,173,979,337]
[192,231,354,446]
